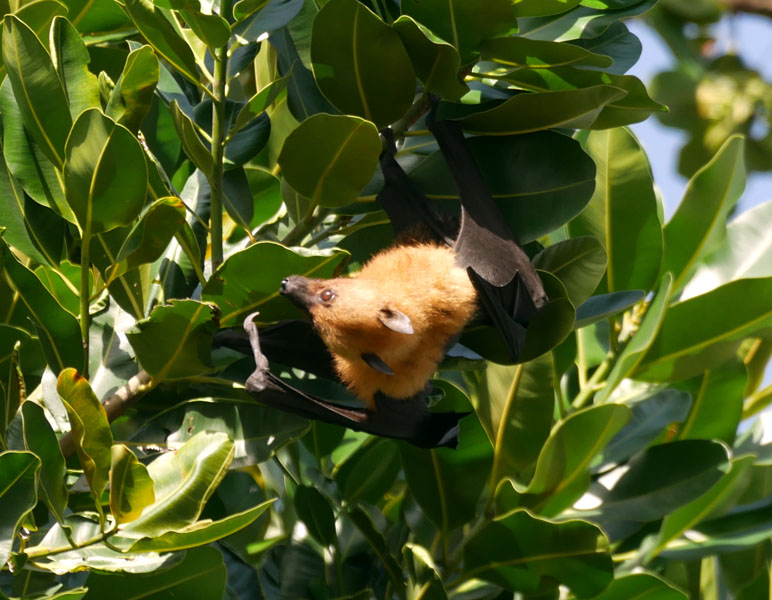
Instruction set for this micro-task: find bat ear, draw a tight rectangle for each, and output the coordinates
[378,307,414,334]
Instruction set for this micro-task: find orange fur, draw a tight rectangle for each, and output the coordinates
[304,243,477,406]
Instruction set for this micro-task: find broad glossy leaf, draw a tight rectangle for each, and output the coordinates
[574,290,644,329]
[519,271,576,361]
[682,199,772,300]
[64,109,147,234]
[402,0,517,63]
[520,403,630,516]
[169,99,213,181]
[2,15,72,169]
[596,388,692,468]
[585,440,729,540]
[50,16,100,119]
[245,166,283,227]
[110,444,155,525]
[310,0,415,128]
[106,45,159,134]
[107,197,186,282]
[400,400,492,532]
[449,86,627,134]
[0,241,83,373]
[501,67,664,129]
[586,573,686,600]
[346,507,404,590]
[569,127,662,292]
[294,485,335,546]
[124,501,274,552]
[462,509,612,597]
[21,401,67,522]
[409,131,596,243]
[335,439,400,505]
[404,544,447,600]
[662,135,745,292]
[234,75,289,134]
[120,0,200,84]
[635,277,772,381]
[533,236,606,306]
[393,16,467,101]
[201,241,349,326]
[519,0,656,41]
[14,0,67,42]
[57,368,113,502]
[481,36,611,69]
[120,431,234,537]
[596,273,673,402]
[677,359,746,445]
[569,21,642,75]
[467,355,553,481]
[654,455,754,557]
[83,546,225,599]
[513,0,582,17]
[126,299,218,380]
[233,0,303,40]
[0,451,39,568]
[278,114,380,208]
[176,2,230,49]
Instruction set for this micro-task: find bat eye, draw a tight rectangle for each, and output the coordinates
[320,289,335,302]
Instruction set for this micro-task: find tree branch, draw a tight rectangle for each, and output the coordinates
[722,0,772,17]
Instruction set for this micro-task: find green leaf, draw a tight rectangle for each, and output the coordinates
[278,114,380,208]
[0,241,83,373]
[569,127,663,292]
[83,546,226,599]
[126,299,218,380]
[449,86,628,134]
[120,431,234,538]
[0,78,71,220]
[169,100,214,181]
[635,277,772,381]
[201,241,349,327]
[175,1,230,49]
[586,440,729,539]
[654,455,755,558]
[346,507,404,592]
[677,359,746,445]
[234,74,289,133]
[662,135,746,292]
[110,444,155,525]
[500,67,665,128]
[409,131,596,243]
[682,198,772,300]
[13,0,68,43]
[21,400,67,522]
[0,451,39,568]
[569,21,642,75]
[404,543,447,600]
[106,197,186,282]
[294,485,335,546]
[585,573,686,600]
[519,271,576,361]
[124,501,275,552]
[63,109,148,234]
[520,403,630,516]
[50,16,100,119]
[106,45,159,135]
[56,368,113,503]
[574,290,644,329]
[468,355,553,483]
[481,36,611,69]
[310,0,415,128]
[514,0,582,16]
[402,0,517,63]
[335,439,400,505]
[2,15,72,169]
[399,405,492,532]
[392,16,468,101]
[119,0,200,85]
[595,273,673,402]
[462,509,613,597]
[533,236,607,306]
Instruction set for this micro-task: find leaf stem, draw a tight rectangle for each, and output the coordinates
[25,525,119,560]
[282,204,330,247]
[209,0,233,271]
[572,356,614,409]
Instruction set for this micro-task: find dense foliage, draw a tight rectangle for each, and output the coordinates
[0,0,771,598]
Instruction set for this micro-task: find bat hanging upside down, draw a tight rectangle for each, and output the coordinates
[280,242,478,407]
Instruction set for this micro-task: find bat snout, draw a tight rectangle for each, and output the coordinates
[280,275,314,311]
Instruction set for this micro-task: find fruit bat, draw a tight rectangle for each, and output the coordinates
[225,97,548,449]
